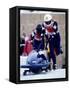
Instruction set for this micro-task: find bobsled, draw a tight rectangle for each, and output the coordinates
[20,50,50,75]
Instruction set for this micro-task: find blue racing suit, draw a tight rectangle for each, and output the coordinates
[31,29,44,51]
[42,20,62,65]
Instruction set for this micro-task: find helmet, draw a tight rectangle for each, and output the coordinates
[36,24,42,34]
[44,14,52,22]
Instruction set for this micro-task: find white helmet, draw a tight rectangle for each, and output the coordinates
[44,14,52,22]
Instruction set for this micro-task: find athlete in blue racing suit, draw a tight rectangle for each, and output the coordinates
[42,14,63,69]
[31,24,45,52]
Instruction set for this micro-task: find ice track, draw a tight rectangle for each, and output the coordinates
[20,56,66,80]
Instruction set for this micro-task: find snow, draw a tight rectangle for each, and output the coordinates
[20,56,66,80]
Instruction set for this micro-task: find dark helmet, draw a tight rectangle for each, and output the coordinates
[36,24,42,34]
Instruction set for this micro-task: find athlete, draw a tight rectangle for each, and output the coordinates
[42,14,63,69]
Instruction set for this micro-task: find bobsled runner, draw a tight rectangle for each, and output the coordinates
[21,62,50,75]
